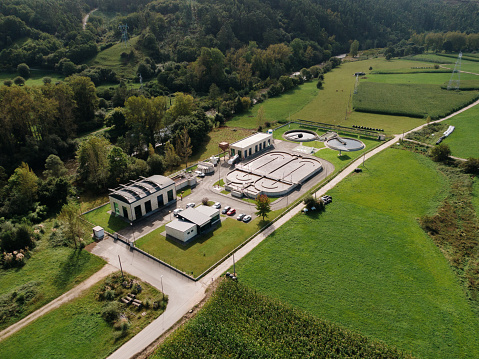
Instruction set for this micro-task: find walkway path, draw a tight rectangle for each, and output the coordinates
[0,264,116,342]
[82,8,98,30]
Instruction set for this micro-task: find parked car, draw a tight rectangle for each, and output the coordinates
[227,208,236,216]
[321,195,332,205]
[222,206,231,214]
[237,213,245,221]
[186,202,196,208]
[213,202,221,209]
[195,170,205,177]
[242,215,252,223]
[173,208,183,217]
[354,168,363,173]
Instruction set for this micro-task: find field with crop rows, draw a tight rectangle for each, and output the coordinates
[153,280,413,359]
[353,82,479,119]
[235,148,479,359]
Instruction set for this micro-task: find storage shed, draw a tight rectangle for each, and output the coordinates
[165,205,220,242]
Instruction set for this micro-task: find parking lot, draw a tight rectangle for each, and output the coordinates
[119,138,334,242]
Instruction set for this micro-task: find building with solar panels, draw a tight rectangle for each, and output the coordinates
[109,175,176,221]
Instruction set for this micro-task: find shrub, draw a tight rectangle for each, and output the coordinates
[13,76,25,86]
[430,144,451,162]
[202,197,209,205]
[3,80,12,87]
[460,158,479,175]
[101,302,121,324]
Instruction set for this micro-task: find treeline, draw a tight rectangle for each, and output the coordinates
[410,31,479,53]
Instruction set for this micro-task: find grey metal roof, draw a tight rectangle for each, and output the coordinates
[166,219,196,232]
[177,208,210,227]
[196,205,220,218]
[109,175,175,204]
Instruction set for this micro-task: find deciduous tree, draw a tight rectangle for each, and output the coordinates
[175,127,193,169]
[255,194,271,221]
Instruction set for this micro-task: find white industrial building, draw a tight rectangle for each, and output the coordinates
[165,205,220,242]
[109,175,176,221]
[230,132,273,160]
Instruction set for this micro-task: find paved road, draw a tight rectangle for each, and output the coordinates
[0,264,117,342]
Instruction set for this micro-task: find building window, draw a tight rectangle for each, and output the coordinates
[255,144,258,152]
[114,202,120,215]
[167,189,174,202]
[238,150,242,158]
[231,149,235,156]
[122,206,128,218]
[249,148,252,156]
[268,139,271,146]
[157,194,164,207]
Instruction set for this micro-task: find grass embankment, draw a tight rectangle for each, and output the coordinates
[236,148,479,358]
[153,280,414,359]
[353,82,479,119]
[0,222,105,331]
[441,104,479,158]
[0,272,167,359]
[135,210,282,277]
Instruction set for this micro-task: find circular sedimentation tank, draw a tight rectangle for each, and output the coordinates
[283,129,318,142]
[326,137,365,152]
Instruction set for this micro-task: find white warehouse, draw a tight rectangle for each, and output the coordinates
[109,175,176,221]
[230,132,273,161]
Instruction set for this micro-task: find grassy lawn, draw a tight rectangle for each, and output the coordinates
[0,70,64,87]
[135,216,269,277]
[441,104,479,158]
[236,148,479,359]
[0,272,166,359]
[314,136,382,174]
[82,204,129,233]
[353,82,479,120]
[0,222,105,331]
[153,280,412,359]
[227,81,320,128]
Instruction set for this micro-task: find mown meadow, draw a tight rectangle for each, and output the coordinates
[0,272,167,359]
[235,148,479,359]
[441,104,479,158]
[153,280,414,359]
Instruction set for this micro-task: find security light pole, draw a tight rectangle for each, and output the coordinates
[161,275,164,300]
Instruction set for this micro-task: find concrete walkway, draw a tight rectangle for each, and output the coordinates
[0,264,117,342]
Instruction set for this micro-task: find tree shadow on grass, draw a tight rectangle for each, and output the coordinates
[337,154,351,161]
[54,249,90,289]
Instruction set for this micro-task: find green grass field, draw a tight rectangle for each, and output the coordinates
[293,58,429,134]
[353,82,479,119]
[153,280,413,359]
[0,70,64,87]
[227,81,320,129]
[365,72,479,85]
[82,204,129,234]
[0,272,166,359]
[441,104,479,158]
[135,216,268,277]
[0,225,105,331]
[87,36,142,79]
[235,148,479,358]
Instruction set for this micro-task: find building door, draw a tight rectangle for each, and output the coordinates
[134,205,142,220]
[145,200,152,213]
[122,206,128,219]
[157,195,164,207]
[167,189,174,202]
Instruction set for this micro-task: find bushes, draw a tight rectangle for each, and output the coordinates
[101,301,121,324]
[430,144,451,162]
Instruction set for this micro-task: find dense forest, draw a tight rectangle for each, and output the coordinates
[2,0,479,229]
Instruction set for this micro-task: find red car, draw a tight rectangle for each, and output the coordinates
[227,208,236,216]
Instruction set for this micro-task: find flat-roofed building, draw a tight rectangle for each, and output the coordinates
[165,205,220,242]
[109,175,176,221]
[230,132,273,160]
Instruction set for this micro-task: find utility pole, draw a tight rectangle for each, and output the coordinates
[118,255,124,280]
